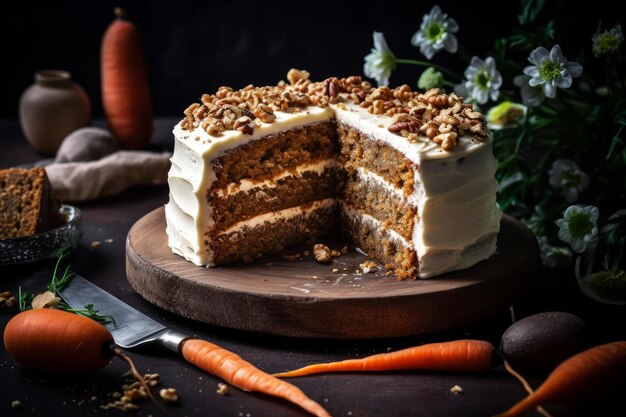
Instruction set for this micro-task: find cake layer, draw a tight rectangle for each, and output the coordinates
[337,122,416,195]
[340,204,418,280]
[341,168,416,242]
[212,121,338,187]
[210,160,338,231]
[210,198,337,264]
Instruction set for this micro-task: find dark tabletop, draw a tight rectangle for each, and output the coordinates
[0,119,624,417]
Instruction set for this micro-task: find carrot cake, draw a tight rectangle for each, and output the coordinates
[165,69,501,278]
[0,167,63,239]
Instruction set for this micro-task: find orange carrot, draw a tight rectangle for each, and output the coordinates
[3,308,114,374]
[181,339,332,417]
[4,309,165,410]
[494,341,626,417]
[273,339,495,378]
[101,7,153,149]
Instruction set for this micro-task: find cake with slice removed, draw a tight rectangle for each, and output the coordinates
[165,70,501,278]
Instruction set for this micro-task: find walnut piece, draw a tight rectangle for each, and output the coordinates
[31,291,61,309]
[313,244,332,264]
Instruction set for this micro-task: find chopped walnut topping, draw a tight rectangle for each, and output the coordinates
[180,70,485,150]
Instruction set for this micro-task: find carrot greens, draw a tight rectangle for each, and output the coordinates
[18,251,114,324]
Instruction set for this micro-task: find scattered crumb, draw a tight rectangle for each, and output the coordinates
[11,400,22,409]
[341,245,348,254]
[355,269,360,274]
[450,385,463,394]
[159,388,179,404]
[104,238,114,244]
[330,249,341,257]
[282,253,301,261]
[90,240,102,249]
[359,261,377,273]
[102,372,170,412]
[332,268,339,273]
[1,291,17,313]
[216,383,229,396]
[303,250,310,256]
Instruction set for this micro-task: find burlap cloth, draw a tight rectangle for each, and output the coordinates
[43,127,171,202]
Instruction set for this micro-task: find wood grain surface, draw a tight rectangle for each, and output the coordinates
[126,207,539,339]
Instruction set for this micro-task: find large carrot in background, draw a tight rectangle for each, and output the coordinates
[101,7,152,149]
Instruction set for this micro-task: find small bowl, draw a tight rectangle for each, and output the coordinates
[0,205,83,265]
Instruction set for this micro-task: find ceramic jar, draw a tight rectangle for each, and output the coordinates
[19,70,91,155]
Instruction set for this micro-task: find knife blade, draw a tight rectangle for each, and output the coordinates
[59,274,187,351]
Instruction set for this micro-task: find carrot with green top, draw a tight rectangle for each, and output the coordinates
[273,339,495,378]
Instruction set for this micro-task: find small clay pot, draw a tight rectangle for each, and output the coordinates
[19,70,91,155]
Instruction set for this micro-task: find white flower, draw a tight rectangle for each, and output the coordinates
[523,44,583,99]
[364,31,397,86]
[411,6,459,60]
[454,56,502,104]
[556,205,599,253]
[537,236,572,269]
[592,24,623,57]
[548,159,589,202]
[513,75,545,107]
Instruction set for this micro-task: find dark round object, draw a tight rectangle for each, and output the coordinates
[500,311,589,373]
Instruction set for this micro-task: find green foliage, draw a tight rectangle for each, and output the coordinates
[384,2,625,293]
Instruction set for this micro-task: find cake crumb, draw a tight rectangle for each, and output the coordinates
[282,253,301,261]
[11,400,22,409]
[330,249,341,257]
[332,268,339,273]
[104,238,114,244]
[216,383,229,396]
[450,385,463,394]
[359,261,377,273]
[90,240,102,249]
[159,388,179,404]
[341,246,348,254]
[303,250,310,256]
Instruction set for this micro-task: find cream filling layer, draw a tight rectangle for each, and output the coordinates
[221,198,336,235]
[216,159,336,198]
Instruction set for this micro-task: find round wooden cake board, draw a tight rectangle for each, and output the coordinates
[126,208,538,339]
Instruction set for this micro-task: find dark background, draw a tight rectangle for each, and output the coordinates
[0,0,615,119]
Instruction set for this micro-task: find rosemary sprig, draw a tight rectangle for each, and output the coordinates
[57,301,116,325]
[19,251,115,325]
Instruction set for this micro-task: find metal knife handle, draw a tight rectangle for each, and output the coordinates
[155,330,190,353]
